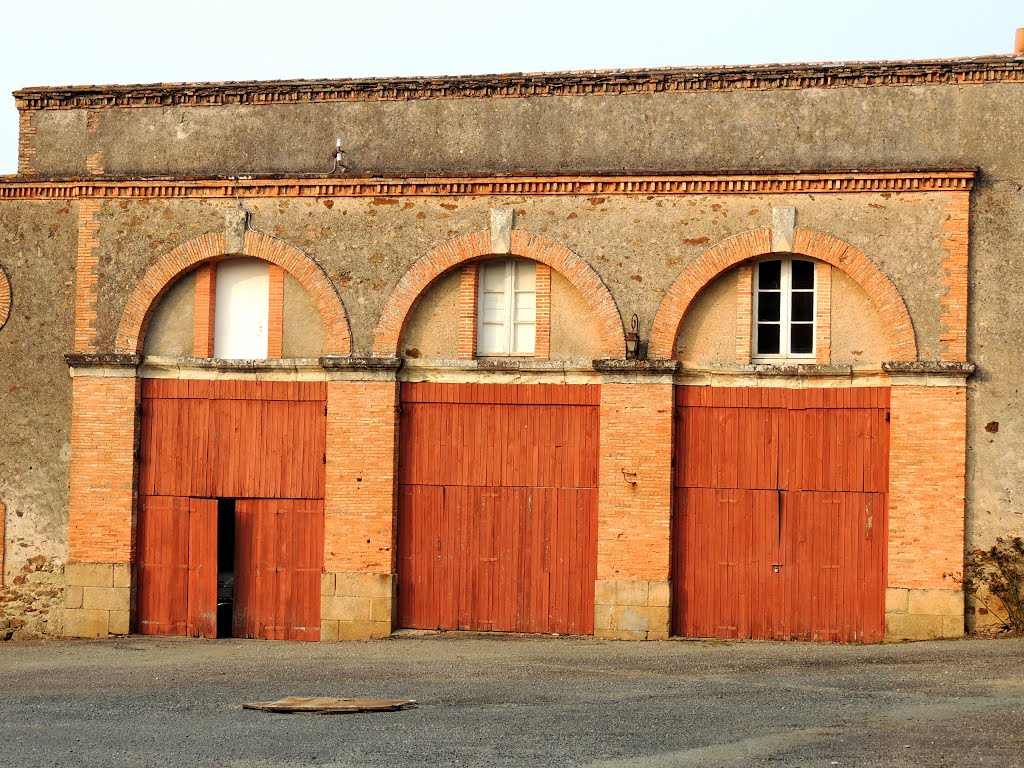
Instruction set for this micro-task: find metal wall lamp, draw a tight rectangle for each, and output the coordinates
[625,314,641,359]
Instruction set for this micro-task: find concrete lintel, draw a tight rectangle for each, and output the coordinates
[65,353,140,378]
[139,355,328,381]
[323,356,402,382]
[594,358,678,384]
[399,358,601,385]
[675,363,891,388]
[883,360,975,386]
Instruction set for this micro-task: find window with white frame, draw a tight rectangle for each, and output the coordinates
[477,259,536,356]
[753,257,815,360]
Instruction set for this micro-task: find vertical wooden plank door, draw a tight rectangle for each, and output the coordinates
[397,383,599,635]
[136,496,217,638]
[234,499,324,641]
[672,386,889,643]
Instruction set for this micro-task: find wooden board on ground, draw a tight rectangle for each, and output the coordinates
[242,696,417,714]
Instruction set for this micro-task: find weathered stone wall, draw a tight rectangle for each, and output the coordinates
[0,201,76,638]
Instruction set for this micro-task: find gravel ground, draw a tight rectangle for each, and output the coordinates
[0,633,1022,767]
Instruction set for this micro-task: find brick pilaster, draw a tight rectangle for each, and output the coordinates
[67,371,139,564]
[74,200,102,353]
[939,192,970,362]
[16,110,36,175]
[322,365,400,640]
[594,362,676,640]
[887,383,966,591]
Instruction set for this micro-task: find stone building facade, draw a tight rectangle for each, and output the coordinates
[1,47,1022,642]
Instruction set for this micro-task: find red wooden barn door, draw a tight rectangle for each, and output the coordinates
[234,499,323,641]
[137,379,326,640]
[139,379,326,501]
[136,496,217,637]
[397,383,599,635]
[672,386,889,643]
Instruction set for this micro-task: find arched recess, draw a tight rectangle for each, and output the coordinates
[115,230,351,355]
[373,229,626,358]
[649,227,918,361]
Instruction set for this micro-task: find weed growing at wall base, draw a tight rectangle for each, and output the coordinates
[954,536,1024,634]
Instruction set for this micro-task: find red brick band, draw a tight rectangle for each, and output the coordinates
[373,229,625,359]
[649,227,918,361]
[115,230,351,356]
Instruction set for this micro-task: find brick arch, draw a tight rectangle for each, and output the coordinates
[649,227,917,361]
[0,264,10,331]
[372,229,626,358]
[115,230,351,355]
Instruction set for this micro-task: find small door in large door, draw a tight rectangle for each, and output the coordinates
[136,496,217,637]
[673,488,779,640]
[234,499,323,641]
[777,491,886,643]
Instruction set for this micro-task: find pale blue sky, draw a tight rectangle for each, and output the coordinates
[1,0,1021,174]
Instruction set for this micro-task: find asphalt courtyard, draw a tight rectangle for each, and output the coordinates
[0,633,1022,767]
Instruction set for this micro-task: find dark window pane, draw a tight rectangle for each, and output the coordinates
[757,324,780,355]
[792,260,815,289]
[757,291,781,321]
[791,292,814,322]
[791,323,814,354]
[758,260,781,290]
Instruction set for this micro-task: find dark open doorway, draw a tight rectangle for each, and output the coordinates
[216,499,236,638]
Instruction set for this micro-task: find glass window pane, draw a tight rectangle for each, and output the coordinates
[480,262,506,291]
[791,323,814,354]
[482,292,504,323]
[513,322,535,355]
[479,323,506,355]
[757,291,781,321]
[758,260,781,290]
[791,292,814,322]
[756,324,780,355]
[514,260,536,291]
[792,260,815,290]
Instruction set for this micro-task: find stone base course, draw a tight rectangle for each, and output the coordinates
[594,579,671,640]
[885,587,964,640]
[63,563,131,638]
[321,572,394,641]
